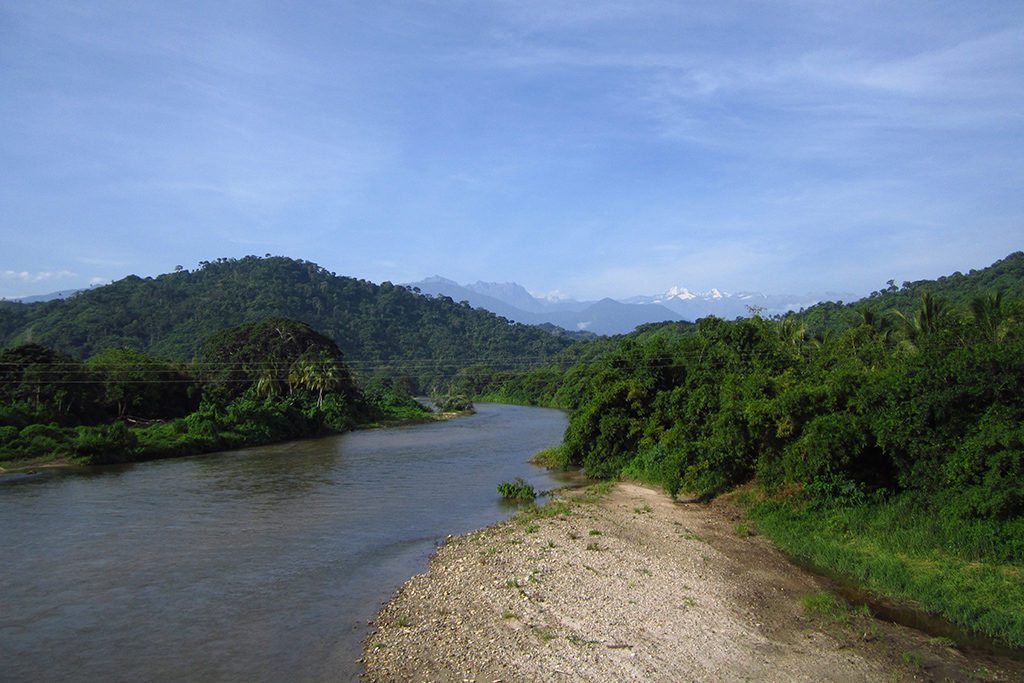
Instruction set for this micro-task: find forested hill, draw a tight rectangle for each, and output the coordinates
[796,251,1024,335]
[0,256,573,387]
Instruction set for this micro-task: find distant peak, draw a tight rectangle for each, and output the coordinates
[663,286,697,300]
[654,286,731,302]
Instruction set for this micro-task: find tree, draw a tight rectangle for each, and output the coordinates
[289,350,346,408]
[201,317,347,403]
[895,291,951,347]
[86,347,195,419]
[971,291,1011,344]
[0,343,102,422]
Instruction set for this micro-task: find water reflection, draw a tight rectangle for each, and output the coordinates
[193,437,345,501]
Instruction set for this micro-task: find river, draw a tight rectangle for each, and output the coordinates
[0,403,569,682]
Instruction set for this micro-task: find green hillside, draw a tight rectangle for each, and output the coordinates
[796,251,1024,335]
[0,256,573,388]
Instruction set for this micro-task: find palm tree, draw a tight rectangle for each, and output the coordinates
[895,292,948,347]
[856,305,895,344]
[254,369,284,399]
[775,317,809,353]
[289,351,342,408]
[970,291,1009,344]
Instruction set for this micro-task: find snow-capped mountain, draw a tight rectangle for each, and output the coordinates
[625,286,855,320]
[404,276,854,335]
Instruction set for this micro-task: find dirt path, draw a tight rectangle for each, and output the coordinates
[362,482,1021,681]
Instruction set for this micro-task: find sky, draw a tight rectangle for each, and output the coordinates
[1,1,1022,301]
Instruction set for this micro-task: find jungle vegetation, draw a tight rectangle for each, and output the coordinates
[0,255,574,391]
[0,317,426,467]
[450,254,1024,647]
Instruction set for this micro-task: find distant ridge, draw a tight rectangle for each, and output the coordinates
[3,288,84,304]
[404,277,855,334]
[405,277,683,335]
[794,251,1024,335]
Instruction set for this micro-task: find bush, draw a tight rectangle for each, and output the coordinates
[944,406,1024,519]
[497,478,537,501]
[622,445,683,497]
[434,393,474,412]
[530,445,570,470]
[781,412,867,485]
[0,425,19,445]
[74,422,138,464]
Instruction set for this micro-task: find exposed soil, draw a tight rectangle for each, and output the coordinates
[363,482,1023,682]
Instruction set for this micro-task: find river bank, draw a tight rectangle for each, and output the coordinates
[363,482,1024,681]
[0,409,464,475]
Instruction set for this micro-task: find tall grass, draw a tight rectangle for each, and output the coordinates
[746,493,1024,648]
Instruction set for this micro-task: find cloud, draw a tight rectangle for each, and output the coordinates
[459,11,1024,162]
[1,270,76,283]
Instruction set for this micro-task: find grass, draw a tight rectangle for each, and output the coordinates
[734,522,753,537]
[529,445,570,470]
[901,651,923,671]
[746,492,1024,648]
[801,591,850,623]
[575,479,616,505]
[514,499,573,525]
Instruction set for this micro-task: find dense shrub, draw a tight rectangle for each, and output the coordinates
[555,295,1024,522]
[74,423,138,464]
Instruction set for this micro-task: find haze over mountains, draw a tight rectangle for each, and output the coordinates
[405,276,855,335]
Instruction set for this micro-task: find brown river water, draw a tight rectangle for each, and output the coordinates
[0,404,569,682]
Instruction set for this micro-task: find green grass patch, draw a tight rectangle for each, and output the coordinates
[746,492,1024,648]
[529,445,570,470]
[801,591,850,623]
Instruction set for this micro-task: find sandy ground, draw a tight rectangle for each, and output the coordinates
[362,482,1023,682]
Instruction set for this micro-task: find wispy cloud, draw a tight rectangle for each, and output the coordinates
[1,270,76,283]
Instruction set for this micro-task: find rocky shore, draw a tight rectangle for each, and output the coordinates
[363,482,1022,682]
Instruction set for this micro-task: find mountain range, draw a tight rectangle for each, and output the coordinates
[405,276,855,335]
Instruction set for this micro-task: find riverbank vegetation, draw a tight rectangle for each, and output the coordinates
[0,317,429,468]
[454,253,1024,647]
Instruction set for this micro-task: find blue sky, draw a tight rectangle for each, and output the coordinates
[2,1,1022,300]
